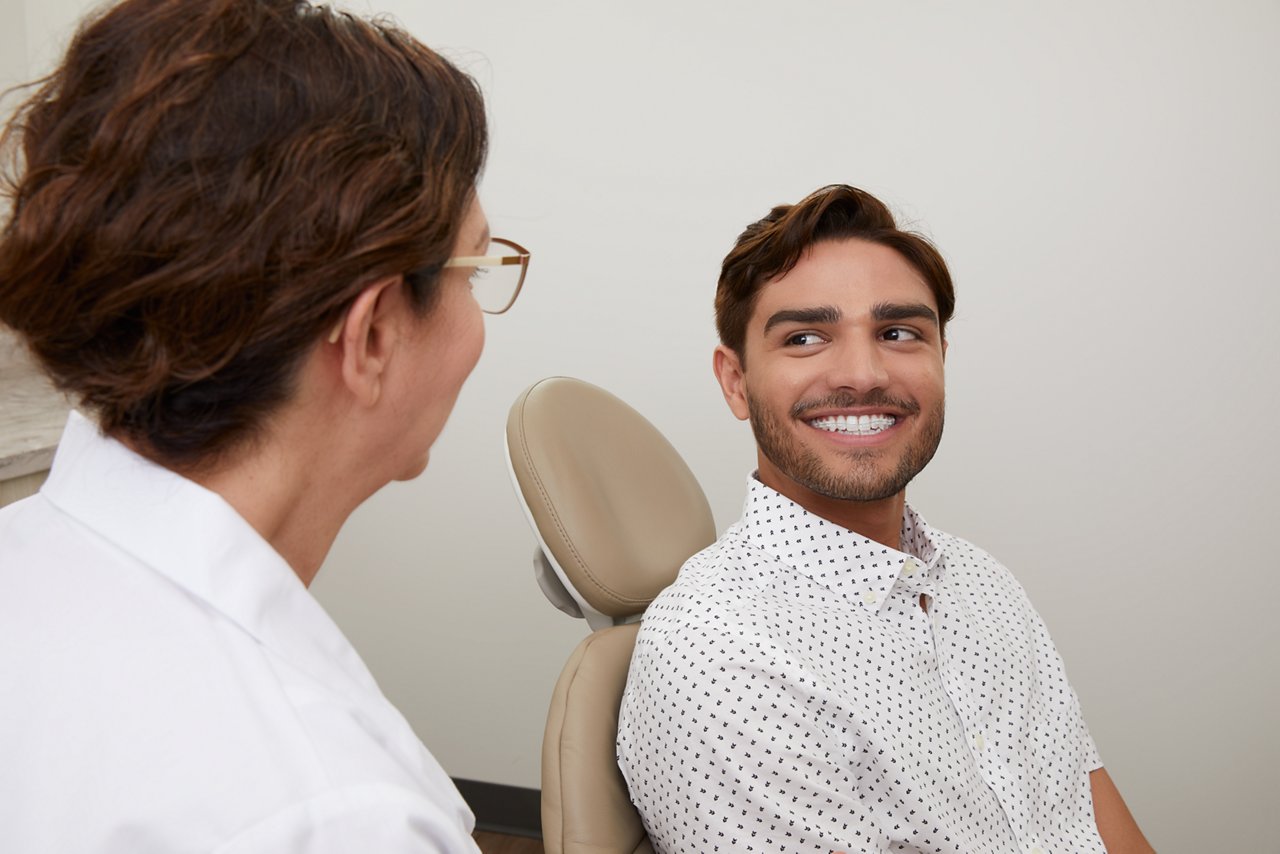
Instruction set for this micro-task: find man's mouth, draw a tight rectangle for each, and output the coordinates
[807,414,898,436]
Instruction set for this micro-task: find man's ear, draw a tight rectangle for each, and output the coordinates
[712,344,751,421]
[942,336,949,362]
[331,274,405,408]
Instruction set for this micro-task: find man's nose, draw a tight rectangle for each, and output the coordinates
[827,338,889,392]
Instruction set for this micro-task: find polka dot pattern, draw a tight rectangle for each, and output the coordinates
[617,477,1104,854]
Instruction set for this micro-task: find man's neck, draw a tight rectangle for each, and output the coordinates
[755,470,906,551]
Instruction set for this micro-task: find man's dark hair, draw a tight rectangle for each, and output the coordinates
[716,184,955,360]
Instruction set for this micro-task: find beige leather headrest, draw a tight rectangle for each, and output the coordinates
[506,377,715,620]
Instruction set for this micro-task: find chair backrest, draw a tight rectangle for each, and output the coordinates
[541,623,652,854]
[506,377,716,854]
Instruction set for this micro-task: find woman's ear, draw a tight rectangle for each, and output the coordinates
[330,275,405,408]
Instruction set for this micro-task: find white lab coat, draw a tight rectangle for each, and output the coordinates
[0,412,479,853]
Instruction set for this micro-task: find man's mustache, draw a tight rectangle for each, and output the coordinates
[790,391,921,419]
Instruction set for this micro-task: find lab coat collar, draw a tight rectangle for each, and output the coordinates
[40,411,376,693]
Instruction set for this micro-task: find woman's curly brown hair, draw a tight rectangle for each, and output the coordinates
[0,0,487,470]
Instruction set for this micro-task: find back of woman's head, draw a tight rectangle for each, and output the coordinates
[0,0,487,470]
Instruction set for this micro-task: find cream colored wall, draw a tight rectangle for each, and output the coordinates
[1,4,42,509]
[0,1,24,89]
[8,2,1279,851]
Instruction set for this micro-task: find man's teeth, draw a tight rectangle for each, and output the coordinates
[809,414,897,435]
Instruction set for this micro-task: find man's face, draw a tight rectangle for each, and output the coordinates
[713,238,946,508]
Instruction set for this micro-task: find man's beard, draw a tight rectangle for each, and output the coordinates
[746,389,945,502]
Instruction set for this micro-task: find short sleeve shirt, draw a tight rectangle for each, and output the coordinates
[617,477,1103,854]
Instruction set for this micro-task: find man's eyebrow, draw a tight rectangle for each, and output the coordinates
[871,302,938,325]
[762,305,842,334]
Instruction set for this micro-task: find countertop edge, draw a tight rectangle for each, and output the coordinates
[0,445,59,481]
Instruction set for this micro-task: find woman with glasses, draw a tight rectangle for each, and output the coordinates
[0,0,526,851]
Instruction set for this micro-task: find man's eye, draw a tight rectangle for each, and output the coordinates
[882,327,920,342]
[468,267,489,284]
[784,332,824,347]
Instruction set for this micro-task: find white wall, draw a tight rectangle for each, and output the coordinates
[0,0,28,159]
[11,2,1280,851]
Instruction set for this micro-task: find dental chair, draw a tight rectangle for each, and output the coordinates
[505,377,716,854]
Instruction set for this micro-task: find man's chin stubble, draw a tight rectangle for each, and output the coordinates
[748,398,945,504]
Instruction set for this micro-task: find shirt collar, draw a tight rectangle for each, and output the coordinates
[737,475,944,613]
[39,411,376,692]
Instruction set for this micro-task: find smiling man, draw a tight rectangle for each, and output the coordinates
[617,185,1153,854]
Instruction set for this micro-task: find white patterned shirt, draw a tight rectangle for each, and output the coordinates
[617,477,1103,854]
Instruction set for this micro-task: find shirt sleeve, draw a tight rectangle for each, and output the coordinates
[1014,568,1105,776]
[215,783,481,854]
[1077,689,1103,772]
[618,621,888,854]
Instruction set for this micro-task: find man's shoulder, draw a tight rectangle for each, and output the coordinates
[925,524,1043,620]
[928,525,1017,579]
[650,520,773,597]
[636,522,779,641]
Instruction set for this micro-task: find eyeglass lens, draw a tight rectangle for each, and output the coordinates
[470,240,524,314]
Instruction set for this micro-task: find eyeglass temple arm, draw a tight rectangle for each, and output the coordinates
[443,254,526,267]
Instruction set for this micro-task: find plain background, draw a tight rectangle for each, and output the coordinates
[5,1,1278,851]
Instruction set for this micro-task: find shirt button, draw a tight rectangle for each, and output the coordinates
[974,733,986,752]
[1030,848,1046,854]
[902,558,917,577]
[862,590,878,605]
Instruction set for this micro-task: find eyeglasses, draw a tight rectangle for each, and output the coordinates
[327,237,530,344]
[445,237,530,315]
